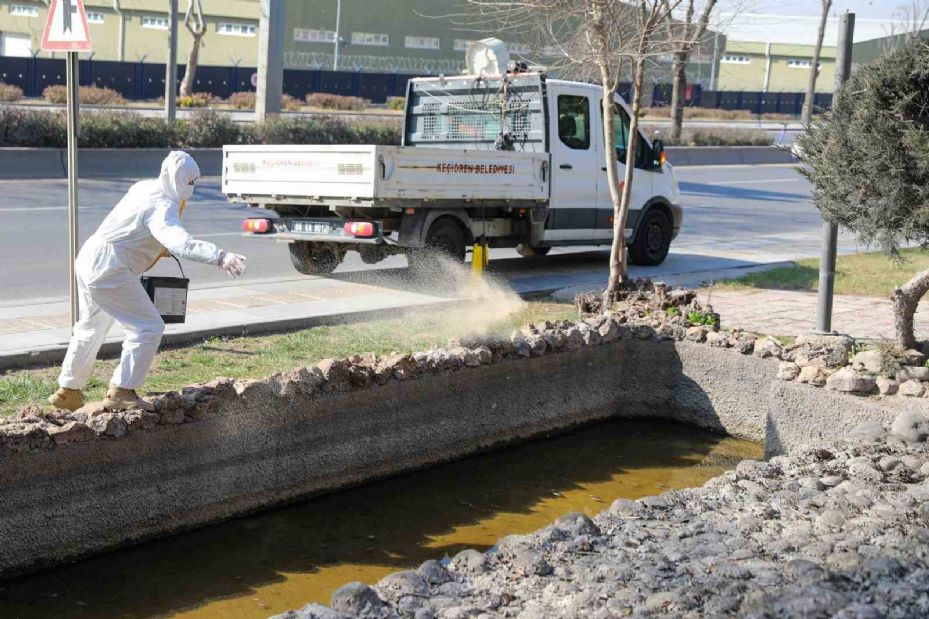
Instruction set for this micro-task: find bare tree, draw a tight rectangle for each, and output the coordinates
[662,0,717,142]
[881,0,929,55]
[466,0,679,298]
[179,0,206,98]
[801,0,831,124]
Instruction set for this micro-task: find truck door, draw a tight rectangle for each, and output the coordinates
[594,99,658,244]
[545,91,598,242]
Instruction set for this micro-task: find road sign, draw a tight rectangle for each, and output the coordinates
[41,0,93,52]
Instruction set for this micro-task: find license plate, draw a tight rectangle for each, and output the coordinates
[292,221,330,234]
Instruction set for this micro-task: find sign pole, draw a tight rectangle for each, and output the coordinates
[66,50,80,328]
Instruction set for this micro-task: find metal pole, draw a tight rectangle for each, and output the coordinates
[255,0,285,121]
[815,12,855,334]
[334,0,342,71]
[66,51,80,328]
[165,0,178,120]
[709,31,719,90]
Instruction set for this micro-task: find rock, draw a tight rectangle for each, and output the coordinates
[417,560,452,585]
[553,512,601,537]
[903,349,926,366]
[776,361,800,381]
[89,413,128,438]
[75,401,108,418]
[270,603,352,619]
[706,331,730,348]
[631,324,655,340]
[123,411,160,432]
[450,549,487,574]
[686,325,707,342]
[525,335,548,357]
[330,582,387,617]
[898,379,926,398]
[876,378,899,396]
[851,350,889,375]
[730,333,756,354]
[847,456,883,483]
[46,421,95,445]
[380,353,418,381]
[798,365,830,386]
[473,346,493,365]
[597,319,620,342]
[896,366,929,382]
[754,337,783,359]
[377,571,430,597]
[278,366,325,398]
[317,358,352,391]
[16,404,46,420]
[512,339,532,357]
[826,368,875,394]
[511,550,552,577]
[891,411,929,443]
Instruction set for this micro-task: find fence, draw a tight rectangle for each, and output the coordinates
[0,56,418,103]
[651,83,833,116]
[0,55,833,114]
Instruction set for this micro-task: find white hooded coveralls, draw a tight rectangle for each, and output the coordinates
[59,151,223,391]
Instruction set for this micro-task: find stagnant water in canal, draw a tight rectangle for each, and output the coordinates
[0,419,761,619]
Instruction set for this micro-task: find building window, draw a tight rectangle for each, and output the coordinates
[405,36,440,50]
[142,16,169,30]
[787,59,817,69]
[294,28,336,43]
[721,55,751,64]
[351,32,389,46]
[218,22,256,37]
[10,4,39,17]
[454,39,473,51]
[86,12,105,24]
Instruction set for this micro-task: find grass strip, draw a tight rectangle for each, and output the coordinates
[0,300,577,417]
[716,249,929,298]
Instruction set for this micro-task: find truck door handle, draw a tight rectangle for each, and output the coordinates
[559,164,573,170]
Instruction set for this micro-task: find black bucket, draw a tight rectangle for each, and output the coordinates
[140,256,189,324]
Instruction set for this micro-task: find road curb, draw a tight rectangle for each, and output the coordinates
[0,146,796,180]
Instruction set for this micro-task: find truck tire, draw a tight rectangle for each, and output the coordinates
[517,244,552,257]
[408,219,466,273]
[289,242,341,276]
[629,209,672,266]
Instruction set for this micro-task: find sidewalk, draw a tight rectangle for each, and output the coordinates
[707,288,926,341]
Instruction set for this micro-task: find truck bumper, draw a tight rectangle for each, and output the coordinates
[243,217,387,245]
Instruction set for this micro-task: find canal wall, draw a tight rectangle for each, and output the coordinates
[0,332,923,579]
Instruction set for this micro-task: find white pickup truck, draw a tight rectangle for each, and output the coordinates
[223,68,681,275]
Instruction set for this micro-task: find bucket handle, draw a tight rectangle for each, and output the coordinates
[170,254,187,279]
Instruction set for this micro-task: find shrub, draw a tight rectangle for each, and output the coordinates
[656,127,773,147]
[281,94,303,111]
[43,84,125,105]
[177,92,213,108]
[180,109,251,148]
[255,116,401,145]
[0,82,24,102]
[305,93,367,111]
[386,96,406,112]
[77,111,177,148]
[228,91,256,110]
[0,107,66,147]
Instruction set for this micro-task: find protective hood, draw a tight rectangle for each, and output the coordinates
[159,151,200,203]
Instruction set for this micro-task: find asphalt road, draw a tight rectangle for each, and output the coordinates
[0,163,857,304]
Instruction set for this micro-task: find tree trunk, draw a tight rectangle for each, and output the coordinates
[602,76,625,302]
[179,33,202,97]
[618,57,647,278]
[669,56,687,141]
[801,0,832,124]
[891,268,929,350]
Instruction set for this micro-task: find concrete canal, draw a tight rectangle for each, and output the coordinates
[0,419,760,618]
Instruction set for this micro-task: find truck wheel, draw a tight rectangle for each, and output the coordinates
[408,219,466,273]
[289,242,341,276]
[629,209,672,266]
[517,244,551,257]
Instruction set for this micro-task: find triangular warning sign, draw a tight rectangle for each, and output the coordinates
[41,0,93,52]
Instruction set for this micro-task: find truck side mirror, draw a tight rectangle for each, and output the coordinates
[652,139,666,169]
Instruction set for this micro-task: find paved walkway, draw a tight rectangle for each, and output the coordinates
[707,288,927,341]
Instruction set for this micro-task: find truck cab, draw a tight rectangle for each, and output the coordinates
[224,68,681,276]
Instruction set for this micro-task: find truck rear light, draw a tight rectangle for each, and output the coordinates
[243,218,271,234]
[343,221,375,238]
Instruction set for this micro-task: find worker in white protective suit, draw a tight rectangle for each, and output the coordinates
[48,151,247,413]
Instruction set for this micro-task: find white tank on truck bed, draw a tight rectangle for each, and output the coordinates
[222,144,550,205]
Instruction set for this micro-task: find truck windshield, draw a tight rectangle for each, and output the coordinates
[404,74,546,151]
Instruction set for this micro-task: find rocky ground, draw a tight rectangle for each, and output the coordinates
[275,411,929,619]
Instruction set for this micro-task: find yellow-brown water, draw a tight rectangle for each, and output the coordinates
[0,419,761,619]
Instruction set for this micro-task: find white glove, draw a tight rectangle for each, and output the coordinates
[219,252,247,278]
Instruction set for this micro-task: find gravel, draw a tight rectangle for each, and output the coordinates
[276,411,929,618]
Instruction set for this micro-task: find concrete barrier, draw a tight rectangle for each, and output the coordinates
[0,335,920,579]
[0,146,791,180]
